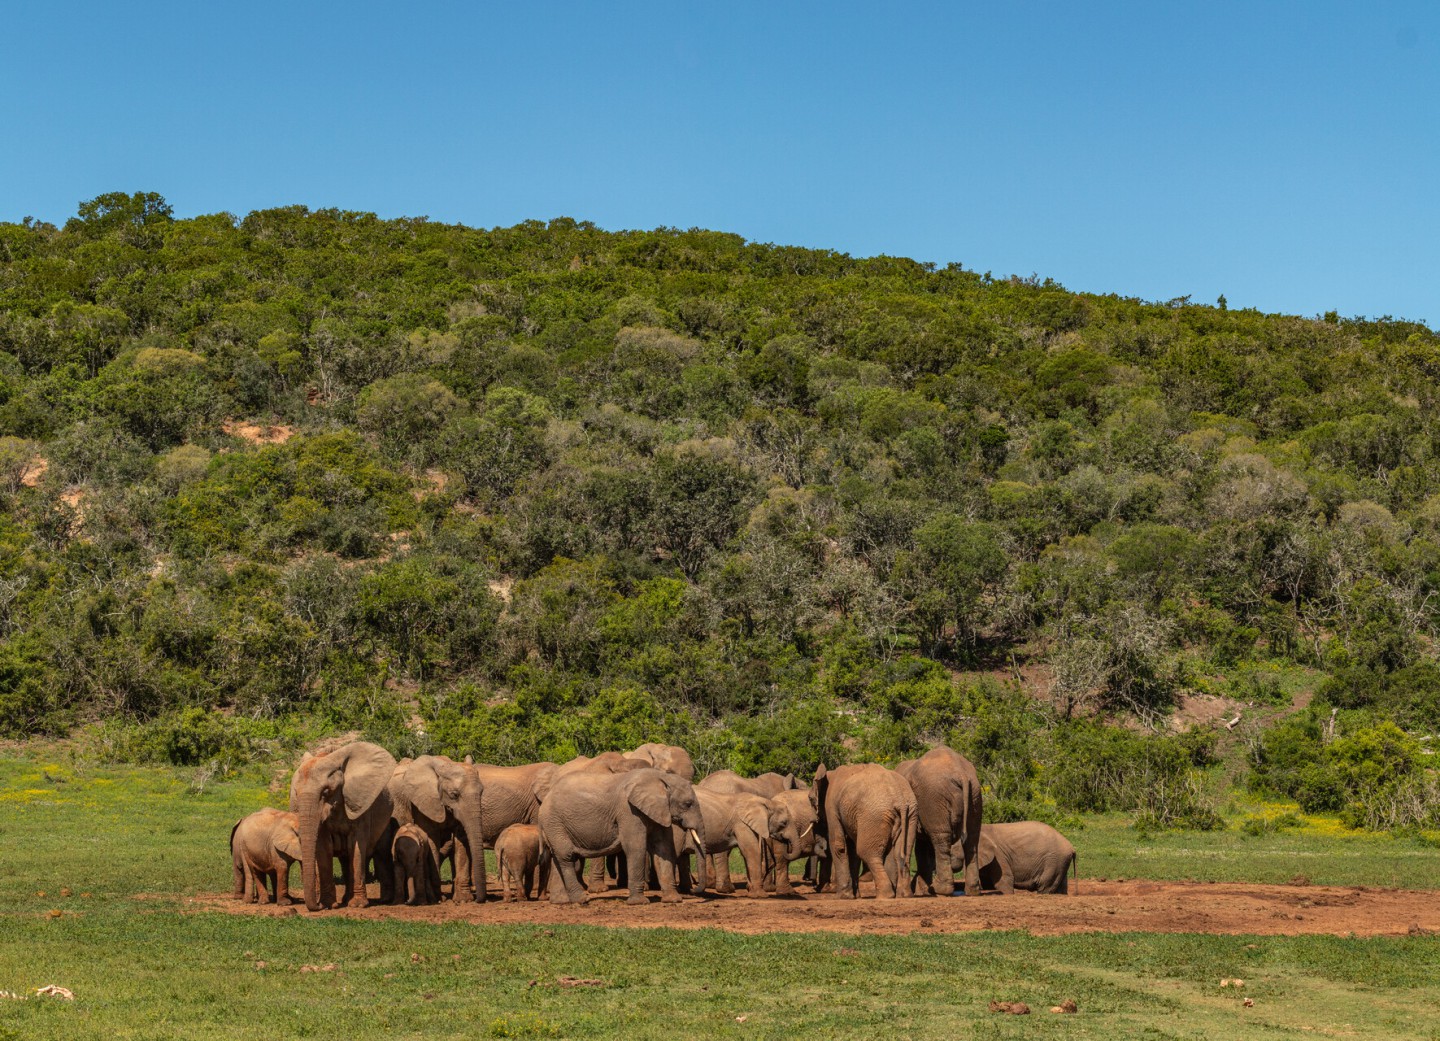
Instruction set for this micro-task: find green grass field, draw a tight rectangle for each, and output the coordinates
[3,757,1440,1040]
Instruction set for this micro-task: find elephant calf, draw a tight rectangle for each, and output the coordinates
[231,807,302,905]
[977,822,1077,895]
[392,823,442,905]
[496,823,549,901]
[763,788,823,895]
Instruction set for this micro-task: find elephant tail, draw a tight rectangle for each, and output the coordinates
[1069,851,1078,895]
[897,800,916,890]
[229,819,245,898]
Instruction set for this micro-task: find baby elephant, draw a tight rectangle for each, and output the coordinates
[977,821,1076,894]
[392,823,442,905]
[231,807,302,905]
[496,823,549,901]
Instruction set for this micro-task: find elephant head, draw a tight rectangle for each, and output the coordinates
[625,743,696,782]
[291,741,396,911]
[766,791,816,860]
[623,769,705,849]
[395,755,486,901]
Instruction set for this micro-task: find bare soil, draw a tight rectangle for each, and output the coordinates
[195,877,1440,937]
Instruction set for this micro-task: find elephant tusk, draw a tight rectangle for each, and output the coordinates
[689,829,702,851]
[799,823,813,839]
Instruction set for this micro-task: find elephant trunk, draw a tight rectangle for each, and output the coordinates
[299,803,325,912]
[463,805,487,901]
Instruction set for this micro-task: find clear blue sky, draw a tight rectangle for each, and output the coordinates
[2,1,1436,323]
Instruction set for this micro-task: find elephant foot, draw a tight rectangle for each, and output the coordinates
[834,891,856,901]
[626,894,650,906]
[586,885,608,895]
[659,891,683,904]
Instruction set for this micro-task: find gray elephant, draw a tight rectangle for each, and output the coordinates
[469,759,558,846]
[977,822,1077,894]
[624,742,696,782]
[388,755,486,902]
[392,823,442,905]
[290,741,396,911]
[697,769,799,798]
[680,788,775,897]
[539,766,705,905]
[230,807,301,905]
[895,745,983,897]
[762,787,824,895]
[811,763,917,899]
[551,753,655,892]
[495,823,549,902]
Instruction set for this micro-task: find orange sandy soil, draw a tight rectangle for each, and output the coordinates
[192,877,1440,938]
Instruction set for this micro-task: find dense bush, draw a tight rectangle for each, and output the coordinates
[0,194,1437,831]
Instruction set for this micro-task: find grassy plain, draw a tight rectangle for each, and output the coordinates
[2,757,1439,1040]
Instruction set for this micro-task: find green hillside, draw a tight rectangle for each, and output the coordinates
[3,191,1439,831]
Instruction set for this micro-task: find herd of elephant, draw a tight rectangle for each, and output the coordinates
[230,740,1077,912]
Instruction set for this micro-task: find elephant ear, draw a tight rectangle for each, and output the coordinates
[738,798,770,841]
[339,742,397,819]
[783,773,798,790]
[406,757,446,823]
[275,821,301,862]
[532,763,557,804]
[810,763,828,815]
[627,773,672,827]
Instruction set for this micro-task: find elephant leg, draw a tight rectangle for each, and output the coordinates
[585,856,608,894]
[651,830,682,904]
[773,847,794,896]
[452,837,471,901]
[711,851,735,893]
[498,858,511,902]
[553,853,589,905]
[623,851,650,905]
[241,862,256,903]
[346,838,372,908]
[960,839,981,897]
[276,861,294,905]
[736,833,765,897]
[914,834,938,896]
[859,831,895,900]
[257,869,276,905]
[996,857,1015,895]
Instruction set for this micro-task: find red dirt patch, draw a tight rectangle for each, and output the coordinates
[20,457,47,487]
[192,878,1440,938]
[222,420,295,445]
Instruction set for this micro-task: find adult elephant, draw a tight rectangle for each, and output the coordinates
[977,822,1077,894]
[290,741,396,911]
[698,770,799,798]
[624,743,695,782]
[539,767,705,905]
[469,759,558,844]
[681,788,776,897]
[552,753,655,892]
[389,755,486,902]
[895,745,983,897]
[810,763,916,899]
